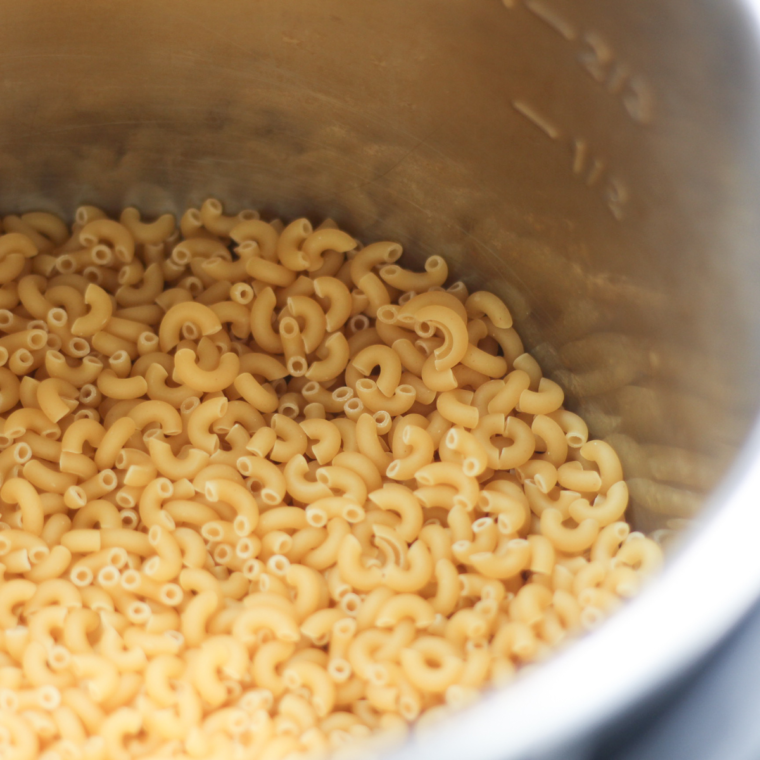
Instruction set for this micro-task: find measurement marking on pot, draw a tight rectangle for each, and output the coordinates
[500,1,655,124]
[524,0,576,40]
[513,100,629,219]
[512,100,561,139]
[578,32,655,124]
[586,158,606,187]
[572,139,588,175]
[605,178,629,220]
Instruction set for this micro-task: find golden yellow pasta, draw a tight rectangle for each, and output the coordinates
[0,202,663,760]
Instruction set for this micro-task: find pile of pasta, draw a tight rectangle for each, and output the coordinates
[0,200,663,760]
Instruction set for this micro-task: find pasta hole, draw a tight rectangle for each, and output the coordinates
[261,488,280,506]
[80,385,98,403]
[236,538,255,558]
[116,491,136,508]
[306,509,327,528]
[69,338,90,357]
[181,322,200,341]
[399,697,420,721]
[100,471,117,490]
[0,691,17,712]
[347,315,370,333]
[84,266,102,283]
[334,619,356,637]
[267,555,290,576]
[160,585,183,606]
[340,593,361,616]
[47,308,67,328]
[14,443,32,463]
[120,568,141,589]
[56,255,77,273]
[128,602,151,625]
[279,402,300,418]
[202,524,223,542]
[415,321,436,339]
[327,659,351,683]
[120,510,138,529]
[97,566,120,587]
[472,517,493,533]
[332,387,353,402]
[233,515,252,536]
[48,646,70,672]
[453,495,471,511]
[343,505,364,523]
[38,685,61,710]
[231,283,254,305]
[91,245,112,266]
[376,305,398,323]
[368,664,390,687]
[28,330,48,350]
[243,559,262,580]
[28,546,49,564]
[288,357,307,376]
[71,566,94,587]
[108,548,127,568]
[463,459,479,477]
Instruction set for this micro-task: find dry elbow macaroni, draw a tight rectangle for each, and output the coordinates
[0,202,663,760]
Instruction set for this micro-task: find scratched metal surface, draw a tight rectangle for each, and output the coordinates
[0,0,760,756]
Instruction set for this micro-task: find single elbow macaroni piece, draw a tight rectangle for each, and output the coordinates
[283,660,336,717]
[518,377,565,416]
[1,478,44,536]
[465,291,513,329]
[351,345,403,398]
[237,455,287,505]
[205,478,260,536]
[120,207,175,245]
[568,481,629,527]
[469,538,531,579]
[540,508,600,553]
[79,220,135,264]
[380,256,448,292]
[302,228,356,272]
[314,277,352,332]
[579,439,624,495]
[172,347,240,392]
[159,301,221,352]
[71,284,113,337]
[415,463,479,511]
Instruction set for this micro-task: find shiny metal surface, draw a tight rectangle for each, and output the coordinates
[2,0,760,756]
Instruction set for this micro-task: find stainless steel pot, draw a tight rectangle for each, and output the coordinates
[3,0,760,757]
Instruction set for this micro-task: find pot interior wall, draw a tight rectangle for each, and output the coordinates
[2,0,760,534]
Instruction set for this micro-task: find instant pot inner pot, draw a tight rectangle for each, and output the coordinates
[3,0,760,620]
